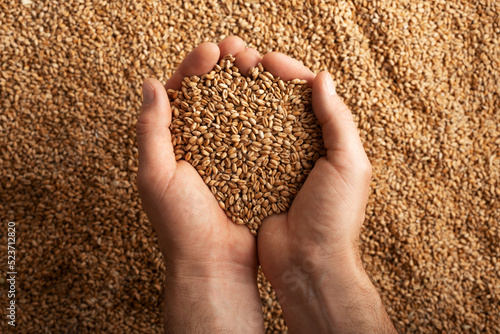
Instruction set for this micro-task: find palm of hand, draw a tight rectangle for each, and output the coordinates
[137,39,262,275]
[152,160,256,268]
[258,157,370,282]
[255,63,372,286]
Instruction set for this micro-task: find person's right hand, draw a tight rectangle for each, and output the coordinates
[257,54,397,333]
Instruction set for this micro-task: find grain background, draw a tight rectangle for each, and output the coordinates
[0,0,498,333]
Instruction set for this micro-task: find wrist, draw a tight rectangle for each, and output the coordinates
[270,250,395,333]
[275,238,363,289]
[163,262,264,333]
[271,248,365,307]
[164,254,259,285]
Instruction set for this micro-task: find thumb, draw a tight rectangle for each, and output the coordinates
[312,72,368,166]
[136,78,176,183]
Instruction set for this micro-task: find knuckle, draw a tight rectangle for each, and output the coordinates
[337,103,354,122]
[358,159,372,179]
[136,114,153,137]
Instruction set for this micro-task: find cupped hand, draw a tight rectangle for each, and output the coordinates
[137,36,263,277]
[136,37,264,332]
[257,54,385,332]
[258,53,372,279]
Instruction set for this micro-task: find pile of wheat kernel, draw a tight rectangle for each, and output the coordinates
[1,0,499,333]
[168,55,325,234]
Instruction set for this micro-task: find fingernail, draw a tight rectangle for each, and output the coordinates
[142,80,155,105]
[325,73,336,96]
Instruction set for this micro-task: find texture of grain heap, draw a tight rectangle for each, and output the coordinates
[168,55,324,234]
[0,0,498,333]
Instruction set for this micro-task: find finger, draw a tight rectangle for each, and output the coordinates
[137,78,176,176]
[245,48,260,56]
[262,52,315,86]
[312,71,367,163]
[165,42,220,91]
[218,36,246,59]
[234,50,262,76]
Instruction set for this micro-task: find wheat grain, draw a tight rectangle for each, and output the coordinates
[168,55,325,235]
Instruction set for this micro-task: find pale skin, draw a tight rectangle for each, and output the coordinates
[137,36,397,333]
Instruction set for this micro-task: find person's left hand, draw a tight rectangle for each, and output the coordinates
[136,37,264,332]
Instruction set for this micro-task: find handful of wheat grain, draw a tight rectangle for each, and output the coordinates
[168,54,325,234]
